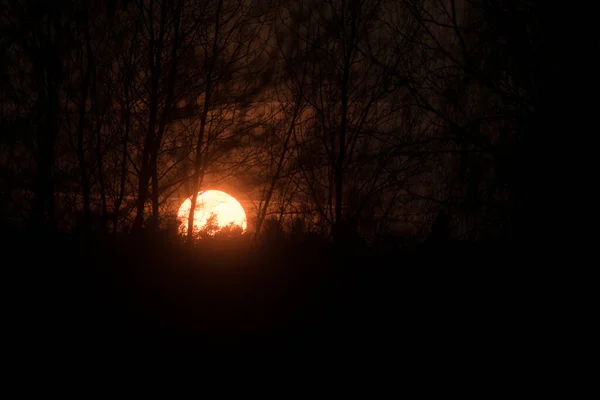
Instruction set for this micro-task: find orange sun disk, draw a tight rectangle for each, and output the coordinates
[177,190,247,235]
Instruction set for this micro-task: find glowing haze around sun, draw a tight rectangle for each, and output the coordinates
[177,190,247,235]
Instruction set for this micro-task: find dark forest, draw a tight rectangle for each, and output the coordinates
[1,0,564,369]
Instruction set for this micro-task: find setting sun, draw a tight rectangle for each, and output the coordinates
[177,190,247,236]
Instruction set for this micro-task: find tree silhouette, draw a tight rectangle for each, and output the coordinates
[198,212,220,238]
[214,221,244,238]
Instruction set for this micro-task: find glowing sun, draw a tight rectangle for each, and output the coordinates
[177,190,247,235]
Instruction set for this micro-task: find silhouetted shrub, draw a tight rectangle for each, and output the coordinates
[214,222,244,239]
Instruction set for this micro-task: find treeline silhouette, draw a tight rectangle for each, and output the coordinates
[0,0,552,243]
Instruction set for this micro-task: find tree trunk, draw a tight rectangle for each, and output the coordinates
[113,93,131,234]
[334,43,350,244]
[187,0,223,242]
[32,22,60,230]
[149,0,182,229]
[132,0,166,232]
[255,101,302,239]
[91,61,108,231]
[77,9,93,233]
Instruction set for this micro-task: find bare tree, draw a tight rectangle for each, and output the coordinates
[8,1,69,229]
[132,0,185,231]
[253,39,308,238]
[185,0,275,241]
[273,0,423,243]
[403,0,543,240]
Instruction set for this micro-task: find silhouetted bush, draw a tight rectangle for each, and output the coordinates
[214,222,244,239]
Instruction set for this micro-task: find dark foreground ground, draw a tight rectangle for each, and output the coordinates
[3,228,539,371]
